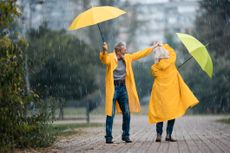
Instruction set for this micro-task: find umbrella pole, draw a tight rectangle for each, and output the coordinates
[97,24,105,43]
[178,56,193,69]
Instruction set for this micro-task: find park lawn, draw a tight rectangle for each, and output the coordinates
[218,118,230,124]
[55,106,104,116]
[51,122,103,137]
[58,105,150,117]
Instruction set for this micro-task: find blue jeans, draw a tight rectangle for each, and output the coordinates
[105,84,130,140]
[156,119,175,135]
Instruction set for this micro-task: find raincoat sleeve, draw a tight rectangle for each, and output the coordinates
[155,44,176,70]
[99,51,110,65]
[130,47,153,61]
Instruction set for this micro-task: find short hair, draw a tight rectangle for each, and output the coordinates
[114,42,126,52]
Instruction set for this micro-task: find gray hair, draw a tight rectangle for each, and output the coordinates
[152,46,169,63]
[114,42,126,51]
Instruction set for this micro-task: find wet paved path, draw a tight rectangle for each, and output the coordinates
[50,115,230,153]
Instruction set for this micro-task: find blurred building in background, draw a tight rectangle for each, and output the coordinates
[17,0,81,30]
[17,0,199,50]
[120,0,199,50]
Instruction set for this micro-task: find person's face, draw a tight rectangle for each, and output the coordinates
[116,46,127,58]
[120,46,127,55]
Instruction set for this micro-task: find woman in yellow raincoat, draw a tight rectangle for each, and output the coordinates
[148,43,199,142]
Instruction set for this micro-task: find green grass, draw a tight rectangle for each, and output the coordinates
[218,118,230,124]
[55,107,105,116]
[58,105,150,116]
[51,123,103,137]
[59,107,87,116]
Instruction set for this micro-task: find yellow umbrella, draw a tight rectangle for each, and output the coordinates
[176,33,213,78]
[68,6,126,42]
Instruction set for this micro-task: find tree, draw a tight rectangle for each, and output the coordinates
[132,61,153,104]
[0,1,54,152]
[194,0,230,56]
[27,24,101,119]
[182,0,230,113]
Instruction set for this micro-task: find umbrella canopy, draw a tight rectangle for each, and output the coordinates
[176,33,213,78]
[68,6,126,31]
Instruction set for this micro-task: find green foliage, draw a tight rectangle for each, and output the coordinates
[0,1,21,29]
[0,2,55,152]
[27,24,100,100]
[133,61,153,102]
[26,24,102,120]
[194,0,230,56]
[0,33,29,152]
[181,0,230,113]
[14,113,55,148]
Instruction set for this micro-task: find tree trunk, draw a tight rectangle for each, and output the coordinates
[86,101,90,123]
[59,99,64,120]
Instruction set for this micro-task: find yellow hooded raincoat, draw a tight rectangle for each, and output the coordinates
[100,47,153,116]
[148,44,199,123]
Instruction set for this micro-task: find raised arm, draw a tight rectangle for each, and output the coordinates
[155,44,176,70]
[130,47,153,61]
[130,42,161,61]
[99,42,110,65]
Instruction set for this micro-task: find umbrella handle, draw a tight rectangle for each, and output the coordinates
[178,56,193,69]
[97,24,105,43]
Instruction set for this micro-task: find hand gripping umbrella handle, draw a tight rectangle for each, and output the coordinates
[178,56,193,69]
[97,24,105,43]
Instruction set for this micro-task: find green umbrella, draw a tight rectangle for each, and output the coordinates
[176,33,213,78]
